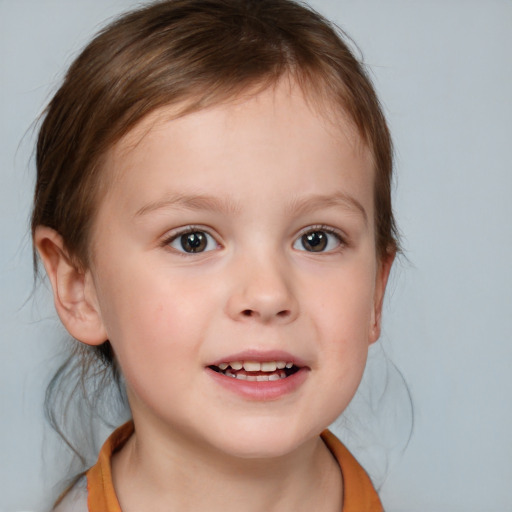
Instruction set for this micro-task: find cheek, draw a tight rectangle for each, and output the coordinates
[307,260,376,340]
[94,262,222,378]
[302,259,377,406]
[101,286,197,408]
[93,268,183,360]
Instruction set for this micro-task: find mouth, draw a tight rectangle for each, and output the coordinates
[208,360,301,382]
[206,353,309,400]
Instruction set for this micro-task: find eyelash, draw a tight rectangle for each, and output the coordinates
[162,224,346,255]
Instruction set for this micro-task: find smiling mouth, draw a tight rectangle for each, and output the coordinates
[208,360,301,381]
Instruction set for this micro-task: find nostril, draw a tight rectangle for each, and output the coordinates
[239,309,292,320]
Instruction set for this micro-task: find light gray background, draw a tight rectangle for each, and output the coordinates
[1,1,511,511]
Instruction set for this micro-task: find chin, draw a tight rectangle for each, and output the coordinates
[204,418,318,460]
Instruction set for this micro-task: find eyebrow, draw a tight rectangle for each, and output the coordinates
[135,193,241,217]
[135,191,368,225]
[286,192,368,226]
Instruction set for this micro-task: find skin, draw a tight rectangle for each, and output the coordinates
[36,80,394,511]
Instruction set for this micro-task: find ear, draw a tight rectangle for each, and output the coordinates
[369,251,395,345]
[34,226,108,346]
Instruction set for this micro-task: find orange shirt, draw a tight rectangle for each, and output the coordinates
[86,422,383,512]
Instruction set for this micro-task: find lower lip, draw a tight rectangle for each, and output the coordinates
[206,367,309,401]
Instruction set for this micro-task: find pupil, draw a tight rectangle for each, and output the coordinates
[181,232,206,252]
[303,231,326,252]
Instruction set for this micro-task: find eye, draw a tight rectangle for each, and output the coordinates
[168,230,218,253]
[293,228,343,253]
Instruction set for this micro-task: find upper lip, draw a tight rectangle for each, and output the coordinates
[208,349,307,368]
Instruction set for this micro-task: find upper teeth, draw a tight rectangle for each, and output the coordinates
[217,361,293,372]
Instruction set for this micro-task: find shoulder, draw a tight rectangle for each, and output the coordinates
[53,476,88,512]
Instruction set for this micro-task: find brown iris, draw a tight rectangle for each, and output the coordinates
[180,231,207,252]
[301,231,327,252]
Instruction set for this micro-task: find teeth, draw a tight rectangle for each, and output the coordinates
[256,373,288,381]
[243,361,261,371]
[220,367,289,381]
[216,360,295,374]
[258,373,288,381]
[261,361,277,372]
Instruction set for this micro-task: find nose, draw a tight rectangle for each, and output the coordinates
[225,253,299,324]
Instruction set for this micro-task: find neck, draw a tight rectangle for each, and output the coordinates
[112,419,342,512]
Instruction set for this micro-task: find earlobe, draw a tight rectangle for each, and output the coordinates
[34,226,108,346]
[369,251,395,345]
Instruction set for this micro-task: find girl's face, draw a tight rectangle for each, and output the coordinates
[86,81,392,459]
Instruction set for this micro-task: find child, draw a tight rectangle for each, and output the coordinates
[32,0,398,510]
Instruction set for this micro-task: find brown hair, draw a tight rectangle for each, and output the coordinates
[32,0,399,473]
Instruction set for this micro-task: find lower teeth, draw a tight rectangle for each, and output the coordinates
[224,370,287,381]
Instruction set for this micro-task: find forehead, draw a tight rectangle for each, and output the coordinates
[109,79,370,166]
[99,80,374,220]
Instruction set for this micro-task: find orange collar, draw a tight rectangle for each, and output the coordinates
[87,422,382,512]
